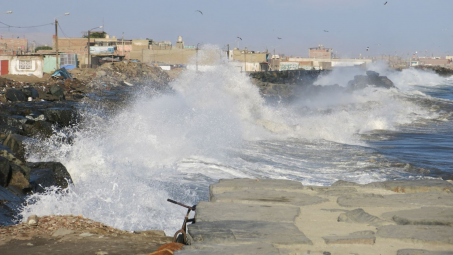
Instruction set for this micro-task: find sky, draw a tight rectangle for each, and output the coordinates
[1,0,452,58]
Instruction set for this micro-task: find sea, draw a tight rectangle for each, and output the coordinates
[19,58,453,235]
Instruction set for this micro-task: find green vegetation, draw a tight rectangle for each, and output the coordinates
[84,32,107,39]
[34,46,52,52]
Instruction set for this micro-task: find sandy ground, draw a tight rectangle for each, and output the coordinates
[0,215,173,255]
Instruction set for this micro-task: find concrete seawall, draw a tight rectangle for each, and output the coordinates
[176,178,453,255]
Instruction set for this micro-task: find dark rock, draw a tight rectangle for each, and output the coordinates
[0,124,24,136]
[23,121,54,137]
[43,108,76,127]
[50,85,65,100]
[347,71,396,91]
[0,156,11,187]
[5,89,27,102]
[27,162,72,189]
[0,115,30,129]
[3,134,29,161]
[22,87,39,99]
[29,168,56,193]
[0,144,30,180]
[0,185,25,226]
[8,165,29,189]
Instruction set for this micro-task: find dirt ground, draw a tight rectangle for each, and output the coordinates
[0,215,173,255]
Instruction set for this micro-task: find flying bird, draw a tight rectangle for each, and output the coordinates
[277,37,282,39]
[196,10,203,15]
[237,36,242,40]
[324,30,329,32]
[384,1,387,5]
[366,47,370,51]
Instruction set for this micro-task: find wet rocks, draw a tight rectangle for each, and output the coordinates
[347,70,396,91]
[5,89,27,102]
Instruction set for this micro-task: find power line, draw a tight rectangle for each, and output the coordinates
[58,22,69,38]
[0,21,54,29]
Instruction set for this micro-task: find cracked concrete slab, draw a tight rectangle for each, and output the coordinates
[211,189,327,207]
[188,220,312,245]
[195,201,300,223]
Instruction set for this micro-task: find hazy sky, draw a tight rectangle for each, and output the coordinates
[1,0,452,58]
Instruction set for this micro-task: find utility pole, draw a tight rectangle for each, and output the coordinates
[227,44,229,60]
[55,19,59,70]
[244,47,247,72]
[122,32,124,57]
[196,43,200,72]
[87,30,91,68]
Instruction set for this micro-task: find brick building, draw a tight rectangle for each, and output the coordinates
[0,38,28,55]
[309,45,332,59]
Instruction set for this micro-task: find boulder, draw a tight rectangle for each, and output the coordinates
[22,87,40,99]
[49,85,65,100]
[8,164,29,189]
[3,133,29,161]
[0,145,30,181]
[5,89,27,102]
[23,120,54,138]
[27,162,72,190]
[0,156,11,187]
[43,108,76,127]
[347,71,396,91]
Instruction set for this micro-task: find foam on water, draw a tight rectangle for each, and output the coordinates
[20,51,450,234]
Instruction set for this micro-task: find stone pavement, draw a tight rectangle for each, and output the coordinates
[175,178,453,255]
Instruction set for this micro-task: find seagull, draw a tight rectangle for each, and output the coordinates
[366,47,370,51]
[196,10,203,15]
[324,30,329,32]
[277,37,282,39]
[237,36,242,40]
[384,1,387,5]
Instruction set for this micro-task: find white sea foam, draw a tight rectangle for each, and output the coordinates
[20,51,447,233]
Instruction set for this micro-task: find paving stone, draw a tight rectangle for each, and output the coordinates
[337,192,453,208]
[397,249,453,255]
[338,208,384,225]
[382,207,453,226]
[188,220,312,245]
[211,189,327,207]
[365,180,453,193]
[175,243,286,255]
[323,230,376,245]
[195,201,300,223]
[210,178,304,198]
[376,225,453,245]
[317,187,358,196]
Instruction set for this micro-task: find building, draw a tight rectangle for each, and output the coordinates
[0,38,28,55]
[309,45,332,59]
[0,55,44,77]
[229,48,269,72]
[52,34,151,68]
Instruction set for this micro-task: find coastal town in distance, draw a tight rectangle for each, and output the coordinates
[0,30,452,77]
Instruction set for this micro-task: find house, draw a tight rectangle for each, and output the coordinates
[229,48,269,72]
[0,55,44,77]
